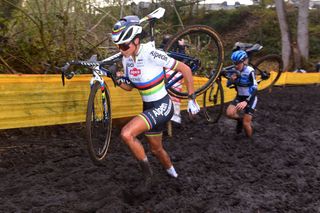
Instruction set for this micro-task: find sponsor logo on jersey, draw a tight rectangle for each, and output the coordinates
[152,103,168,117]
[127,62,134,67]
[150,51,168,61]
[130,67,141,77]
[137,61,144,67]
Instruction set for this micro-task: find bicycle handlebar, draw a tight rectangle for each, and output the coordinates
[59,7,165,86]
[59,53,122,86]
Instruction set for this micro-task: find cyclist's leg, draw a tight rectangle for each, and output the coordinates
[143,95,176,177]
[226,104,238,119]
[146,133,178,178]
[226,97,245,133]
[226,98,241,120]
[121,115,153,194]
[243,96,257,138]
[120,116,149,160]
[145,133,172,169]
[243,114,253,137]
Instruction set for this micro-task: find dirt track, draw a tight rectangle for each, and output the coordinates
[1,85,320,213]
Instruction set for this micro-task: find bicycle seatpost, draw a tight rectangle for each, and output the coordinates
[149,19,156,43]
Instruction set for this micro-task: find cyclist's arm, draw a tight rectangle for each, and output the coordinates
[245,71,258,102]
[118,81,134,91]
[147,48,195,96]
[116,71,134,91]
[175,61,195,96]
[226,76,237,88]
[223,69,240,88]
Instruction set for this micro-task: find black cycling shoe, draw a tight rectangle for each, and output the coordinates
[236,119,243,134]
[132,160,153,196]
[133,176,152,196]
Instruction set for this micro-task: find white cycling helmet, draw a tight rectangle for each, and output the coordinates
[111,16,142,45]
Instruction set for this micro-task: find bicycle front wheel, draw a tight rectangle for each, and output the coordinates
[252,54,283,91]
[164,25,224,99]
[86,81,112,165]
[203,78,224,123]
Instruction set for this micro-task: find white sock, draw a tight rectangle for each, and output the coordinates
[166,166,178,178]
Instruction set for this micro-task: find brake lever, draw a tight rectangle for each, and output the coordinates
[61,63,71,86]
[61,71,65,86]
[65,71,75,80]
[105,64,118,87]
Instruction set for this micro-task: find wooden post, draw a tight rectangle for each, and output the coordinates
[167,121,172,137]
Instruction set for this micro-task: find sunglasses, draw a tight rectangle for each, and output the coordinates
[233,60,244,65]
[117,42,131,51]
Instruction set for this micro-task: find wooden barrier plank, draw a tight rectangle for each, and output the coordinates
[0,74,143,129]
[284,72,320,84]
[0,72,319,130]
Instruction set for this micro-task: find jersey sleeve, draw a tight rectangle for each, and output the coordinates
[247,69,258,101]
[148,48,179,70]
[121,58,128,78]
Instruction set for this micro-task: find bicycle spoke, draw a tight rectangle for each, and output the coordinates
[86,82,112,165]
[165,25,224,98]
[203,79,224,123]
[253,54,283,91]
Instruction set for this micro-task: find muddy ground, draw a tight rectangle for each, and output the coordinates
[0,85,320,213]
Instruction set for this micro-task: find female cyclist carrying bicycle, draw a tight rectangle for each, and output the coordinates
[111,16,200,194]
[225,50,258,139]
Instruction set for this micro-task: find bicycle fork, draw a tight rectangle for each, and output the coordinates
[90,79,109,126]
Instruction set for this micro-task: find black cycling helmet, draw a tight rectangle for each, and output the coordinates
[111,16,142,45]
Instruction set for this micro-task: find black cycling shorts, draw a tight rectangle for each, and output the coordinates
[231,95,258,115]
[139,94,174,136]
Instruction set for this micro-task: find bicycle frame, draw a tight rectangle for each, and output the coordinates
[61,7,202,94]
[221,45,270,84]
[139,9,201,91]
[222,63,270,84]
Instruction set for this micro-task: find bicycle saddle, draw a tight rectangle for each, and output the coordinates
[233,42,263,54]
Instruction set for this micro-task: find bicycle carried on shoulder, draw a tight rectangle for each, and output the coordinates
[203,42,284,123]
[59,8,224,165]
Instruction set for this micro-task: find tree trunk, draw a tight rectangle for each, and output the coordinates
[275,0,291,71]
[297,0,309,60]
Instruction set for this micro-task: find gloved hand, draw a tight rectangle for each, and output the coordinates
[187,99,200,115]
[108,64,118,78]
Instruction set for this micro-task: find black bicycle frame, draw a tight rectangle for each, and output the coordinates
[165,51,200,89]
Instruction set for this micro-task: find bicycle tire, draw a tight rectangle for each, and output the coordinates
[86,81,112,165]
[203,78,224,123]
[164,25,224,99]
[252,54,283,91]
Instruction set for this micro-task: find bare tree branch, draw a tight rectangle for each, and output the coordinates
[0,55,17,74]
[84,13,108,37]
[172,0,184,29]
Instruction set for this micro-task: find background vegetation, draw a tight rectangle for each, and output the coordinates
[0,0,319,74]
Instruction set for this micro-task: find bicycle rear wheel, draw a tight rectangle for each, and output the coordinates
[164,25,224,99]
[203,78,224,123]
[86,81,112,165]
[252,54,283,91]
